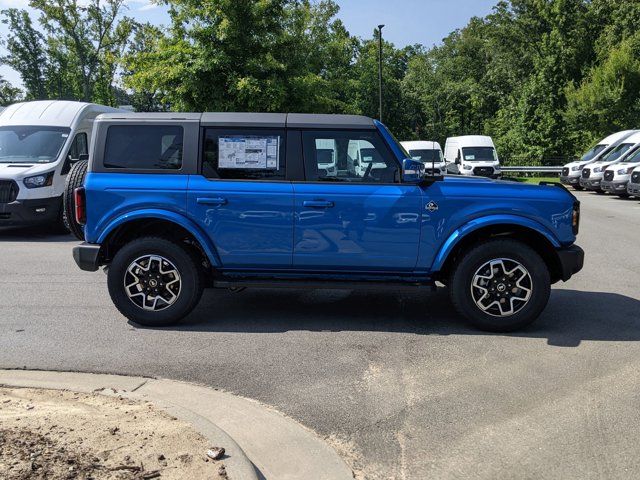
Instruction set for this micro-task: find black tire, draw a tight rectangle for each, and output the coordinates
[107,237,204,327]
[617,193,630,199]
[50,197,70,234]
[449,239,550,332]
[572,185,584,191]
[63,159,88,240]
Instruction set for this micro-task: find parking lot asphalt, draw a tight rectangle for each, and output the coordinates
[1,190,639,479]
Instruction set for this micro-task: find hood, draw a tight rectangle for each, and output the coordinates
[0,162,56,178]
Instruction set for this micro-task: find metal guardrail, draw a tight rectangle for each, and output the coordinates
[501,166,562,173]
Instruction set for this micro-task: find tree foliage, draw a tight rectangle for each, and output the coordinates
[2,0,640,161]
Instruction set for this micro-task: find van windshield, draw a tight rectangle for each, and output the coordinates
[0,126,70,163]
[462,147,496,162]
[622,147,640,163]
[601,143,633,163]
[580,144,606,162]
[409,149,443,163]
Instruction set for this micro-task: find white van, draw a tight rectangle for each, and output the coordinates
[561,130,636,190]
[401,140,446,176]
[601,134,640,196]
[444,135,501,178]
[0,101,122,229]
[627,166,640,197]
[579,130,639,191]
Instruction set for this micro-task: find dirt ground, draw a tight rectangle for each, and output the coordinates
[0,387,227,479]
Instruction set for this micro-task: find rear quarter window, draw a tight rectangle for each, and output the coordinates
[103,125,183,170]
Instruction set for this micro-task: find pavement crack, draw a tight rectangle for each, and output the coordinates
[130,380,148,392]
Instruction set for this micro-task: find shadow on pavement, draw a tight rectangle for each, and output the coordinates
[142,287,640,348]
[0,225,73,242]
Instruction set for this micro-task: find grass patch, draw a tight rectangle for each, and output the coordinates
[504,176,560,185]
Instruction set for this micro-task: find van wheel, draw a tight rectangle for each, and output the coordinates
[63,159,88,240]
[449,239,550,332]
[107,237,204,327]
[572,185,584,191]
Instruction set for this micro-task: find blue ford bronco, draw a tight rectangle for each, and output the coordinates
[68,113,583,331]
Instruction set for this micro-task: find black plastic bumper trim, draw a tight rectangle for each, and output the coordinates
[72,243,102,272]
[557,245,584,282]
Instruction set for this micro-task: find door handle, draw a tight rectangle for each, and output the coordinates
[197,197,227,206]
[303,200,334,208]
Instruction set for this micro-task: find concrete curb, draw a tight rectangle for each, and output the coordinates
[0,369,355,480]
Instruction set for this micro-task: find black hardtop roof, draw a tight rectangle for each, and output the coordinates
[96,112,376,130]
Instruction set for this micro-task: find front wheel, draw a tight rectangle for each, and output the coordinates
[107,237,204,327]
[449,239,550,332]
[572,185,584,191]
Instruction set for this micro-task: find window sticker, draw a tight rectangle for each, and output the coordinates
[464,154,475,160]
[219,136,280,170]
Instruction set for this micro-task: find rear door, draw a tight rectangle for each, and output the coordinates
[292,129,422,271]
[187,127,294,269]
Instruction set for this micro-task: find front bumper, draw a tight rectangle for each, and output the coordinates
[601,180,629,194]
[560,176,580,185]
[0,196,62,227]
[628,183,640,196]
[557,245,584,282]
[72,242,102,272]
[579,177,602,190]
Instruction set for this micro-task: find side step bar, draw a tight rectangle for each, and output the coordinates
[213,278,436,291]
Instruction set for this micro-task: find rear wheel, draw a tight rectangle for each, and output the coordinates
[449,239,550,332]
[63,159,88,240]
[107,237,204,327]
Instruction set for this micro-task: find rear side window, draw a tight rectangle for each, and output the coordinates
[201,128,286,180]
[103,125,183,170]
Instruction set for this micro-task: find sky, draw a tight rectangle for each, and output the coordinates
[0,0,498,89]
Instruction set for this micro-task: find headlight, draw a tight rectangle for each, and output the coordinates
[571,165,583,171]
[593,166,603,173]
[23,172,54,189]
[463,164,473,170]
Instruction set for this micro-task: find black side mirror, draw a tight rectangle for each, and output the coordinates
[78,153,89,161]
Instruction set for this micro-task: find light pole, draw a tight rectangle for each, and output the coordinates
[377,24,385,123]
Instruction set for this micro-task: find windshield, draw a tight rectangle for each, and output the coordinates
[600,143,633,163]
[462,147,497,162]
[409,149,443,163]
[0,126,70,163]
[621,147,640,163]
[580,144,607,162]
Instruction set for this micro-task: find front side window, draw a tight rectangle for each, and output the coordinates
[103,125,183,170]
[0,126,70,164]
[68,132,88,160]
[202,128,286,180]
[302,130,399,183]
[462,147,497,162]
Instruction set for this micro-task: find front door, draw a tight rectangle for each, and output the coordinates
[188,127,293,269]
[292,129,422,271]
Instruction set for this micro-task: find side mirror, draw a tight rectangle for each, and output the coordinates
[455,157,460,165]
[402,158,425,183]
[78,153,89,162]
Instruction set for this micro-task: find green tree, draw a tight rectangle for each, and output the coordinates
[0,77,22,105]
[1,8,48,99]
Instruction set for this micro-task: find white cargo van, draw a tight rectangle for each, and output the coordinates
[444,135,501,178]
[561,130,636,190]
[579,130,639,191]
[627,166,640,197]
[0,101,122,229]
[601,134,640,196]
[401,140,446,176]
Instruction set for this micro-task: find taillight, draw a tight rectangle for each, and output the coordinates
[74,187,86,225]
[572,201,580,235]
